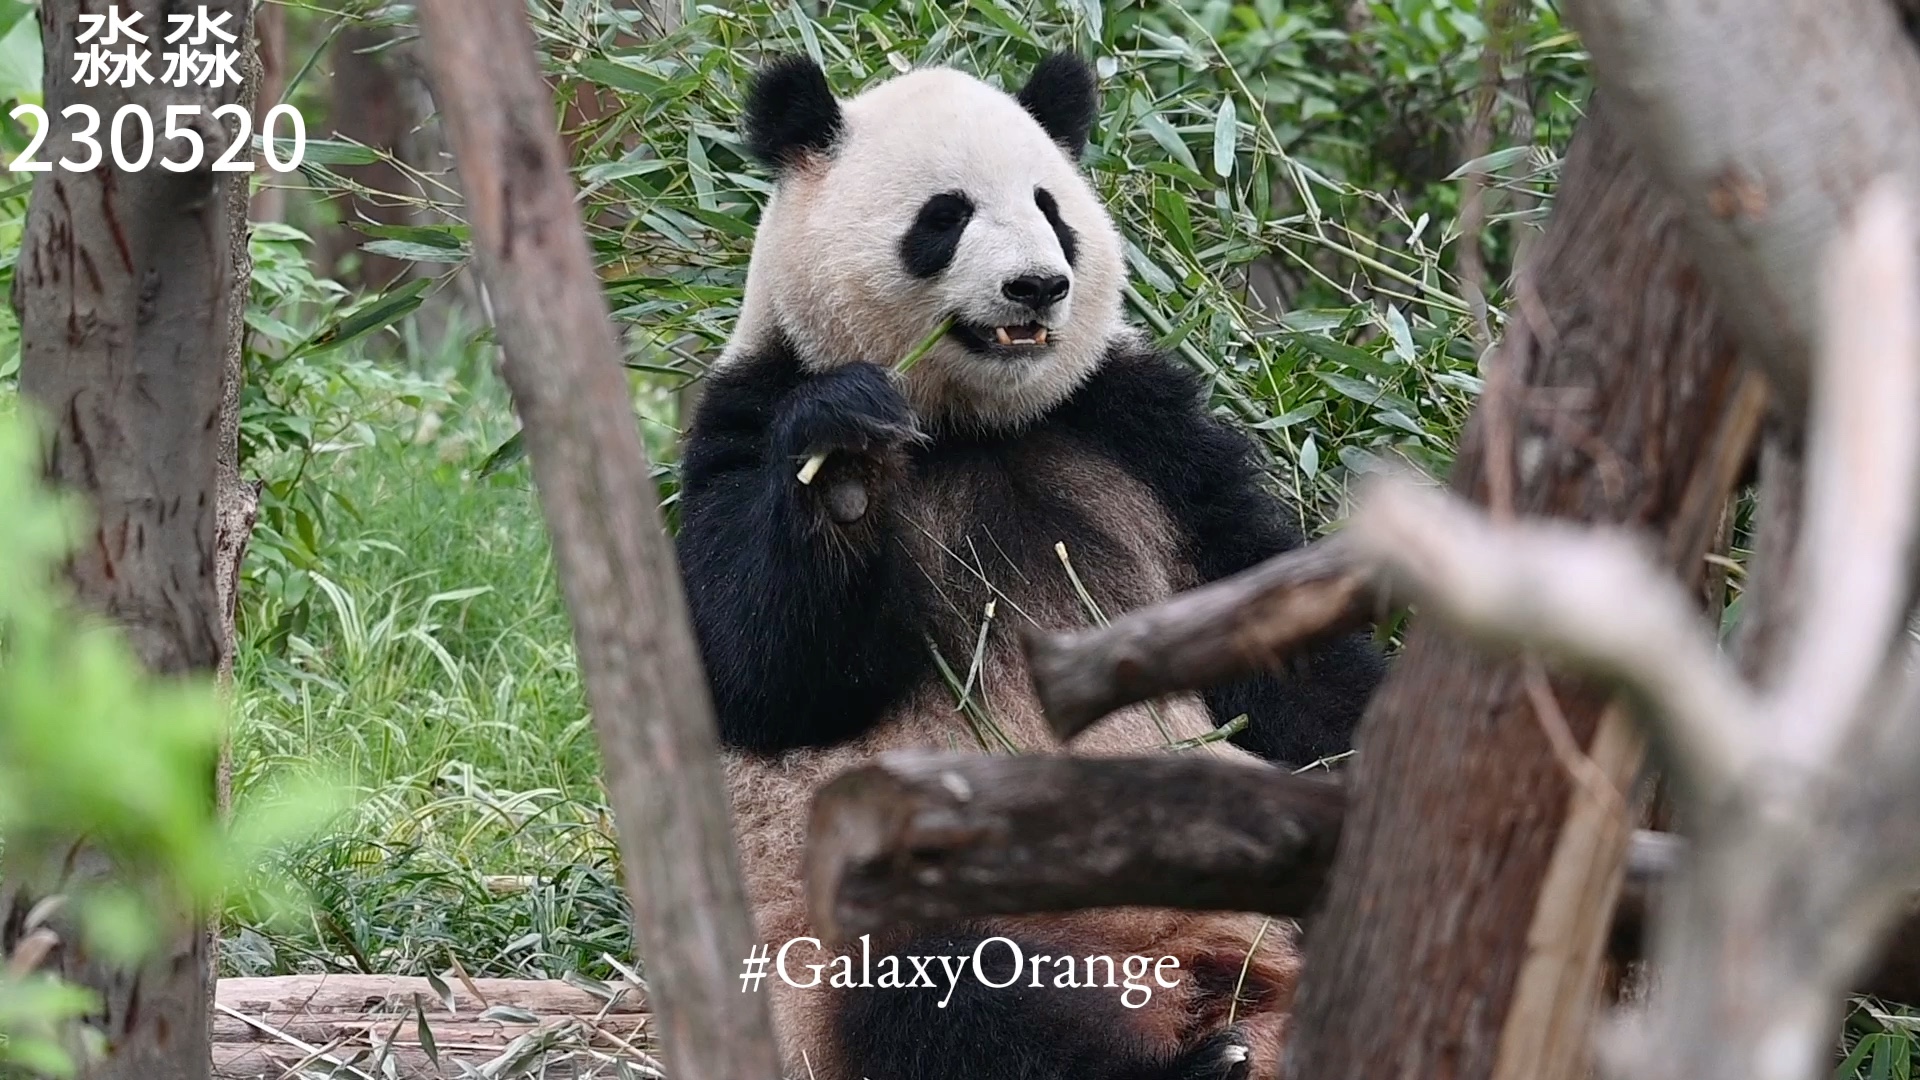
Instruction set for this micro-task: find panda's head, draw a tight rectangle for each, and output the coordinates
[731,52,1128,429]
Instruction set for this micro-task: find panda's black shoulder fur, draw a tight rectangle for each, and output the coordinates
[1048,342,1386,764]
[674,335,1384,765]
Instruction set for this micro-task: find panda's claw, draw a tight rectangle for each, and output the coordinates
[1169,1028,1255,1080]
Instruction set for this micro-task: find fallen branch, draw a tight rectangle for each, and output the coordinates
[1021,537,1377,741]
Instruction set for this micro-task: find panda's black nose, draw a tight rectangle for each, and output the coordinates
[1003,273,1070,310]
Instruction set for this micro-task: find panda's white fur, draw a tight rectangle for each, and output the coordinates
[674,50,1384,1080]
[729,66,1127,429]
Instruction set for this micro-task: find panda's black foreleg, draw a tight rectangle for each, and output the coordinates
[836,928,1240,1080]
[675,361,932,752]
[1204,634,1385,767]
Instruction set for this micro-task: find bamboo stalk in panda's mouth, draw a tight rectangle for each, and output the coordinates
[798,316,956,485]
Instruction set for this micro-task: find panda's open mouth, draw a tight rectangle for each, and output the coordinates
[950,320,1054,354]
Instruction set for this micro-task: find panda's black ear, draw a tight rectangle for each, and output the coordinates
[744,55,844,172]
[1016,52,1098,159]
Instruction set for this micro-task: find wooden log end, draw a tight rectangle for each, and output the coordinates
[1020,625,1128,743]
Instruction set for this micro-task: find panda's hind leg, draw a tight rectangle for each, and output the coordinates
[835,926,1247,1080]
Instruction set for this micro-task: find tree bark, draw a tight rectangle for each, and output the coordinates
[217,0,265,756]
[410,3,781,1079]
[4,1,253,1077]
[321,24,415,290]
[1280,103,1762,1080]
[1339,182,1920,1080]
[1562,0,1920,421]
[248,2,287,224]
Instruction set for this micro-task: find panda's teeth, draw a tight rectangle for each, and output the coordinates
[1034,328,1049,345]
[995,326,1013,346]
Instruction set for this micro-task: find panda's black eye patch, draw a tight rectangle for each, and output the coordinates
[900,191,974,278]
[1034,187,1079,268]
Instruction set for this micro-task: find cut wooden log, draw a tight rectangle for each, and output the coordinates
[1021,538,1378,741]
[217,974,647,1016]
[211,975,653,1080]
[806,752,1920,1007]
[806,751,1346,943]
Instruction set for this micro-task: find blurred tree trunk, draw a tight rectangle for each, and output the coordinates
[249,2,287,224]
[1,1,253,1077]
[1455,0,1530,349]
[322,24,415,290]
[1282,102,1761,1080]
[413,2,782,1077]
[216,0,266,797]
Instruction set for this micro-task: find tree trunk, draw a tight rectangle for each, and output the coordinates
[248,2,287,224]
[1562,0,1920,420]
[3,1,253,1077]
[411,2,782,1078]
[1282,102,1763,1080]
[322,24,415,290]
[218,0,265,760]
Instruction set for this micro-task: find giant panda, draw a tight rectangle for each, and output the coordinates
[672,49,1386,1080]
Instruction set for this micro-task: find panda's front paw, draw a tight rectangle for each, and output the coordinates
[1170,1028,1254,1080]
[776,364,922,525]
[777,363,921,457]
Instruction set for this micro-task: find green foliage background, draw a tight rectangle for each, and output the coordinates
[0,0,1583,1069]
[15,2,1908,1078]
[225,0,1583,985]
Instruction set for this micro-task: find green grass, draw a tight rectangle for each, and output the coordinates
[225,355,642,983]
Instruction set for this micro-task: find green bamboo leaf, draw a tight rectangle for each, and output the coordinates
[1136,109,1198,173]
[966,0,1040,44]
[357,223,468,250]
[293,278,432,358]
[1314,371,1419,417]
[1384,305,1416,364]
[1283,332,1397,380]
[1443,145,1529,182]
[478,430,527,478]
[1212,96,1237,178]
[362,240,466,264]
[576,57,668,96]
[688,130,717,212]
[414,995,441,1069]
[1153,185,1194,255]
[286,138,380,166]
